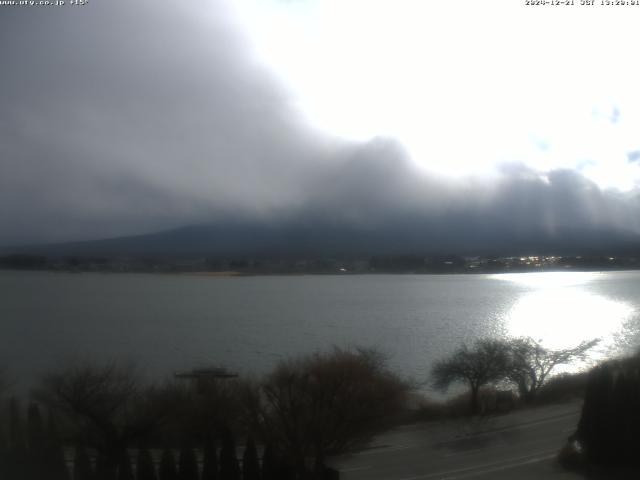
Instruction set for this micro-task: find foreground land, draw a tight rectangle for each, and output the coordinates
[331,401,582,480]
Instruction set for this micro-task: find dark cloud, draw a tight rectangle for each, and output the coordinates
[1,0,640,254]
[0,0,334,244]
[294,148,640,254]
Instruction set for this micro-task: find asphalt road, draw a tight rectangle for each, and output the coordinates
[330,402,584,480]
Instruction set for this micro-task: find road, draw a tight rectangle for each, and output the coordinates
[330,402,584,480]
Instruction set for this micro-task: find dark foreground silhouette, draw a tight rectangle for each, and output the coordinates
[558,352,640,478]
[0,348,406,479]
[1,344,639,479]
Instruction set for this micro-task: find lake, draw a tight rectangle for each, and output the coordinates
[1,270,639,392]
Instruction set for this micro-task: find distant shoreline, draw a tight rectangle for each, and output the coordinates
[184,270,243,277]
[3,266,640,277]
[4,252,640,276]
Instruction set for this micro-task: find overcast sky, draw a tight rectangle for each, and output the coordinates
[2,0,640,249]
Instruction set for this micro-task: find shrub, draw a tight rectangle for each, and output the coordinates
[534,372,588,405]
[575,354,640,467]
[259,347,409,475]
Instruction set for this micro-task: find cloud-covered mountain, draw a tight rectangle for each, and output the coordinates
[6,140,640,258]
[1,0,639,255]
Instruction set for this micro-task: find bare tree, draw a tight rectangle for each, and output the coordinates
[34,362,167,473]
[148,374,259,447]
[505,337,599,403]
[431,339,510,414]
[257,348,409,478]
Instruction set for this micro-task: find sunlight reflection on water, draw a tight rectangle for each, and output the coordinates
[494,272,636,370]
[1,270,639,393]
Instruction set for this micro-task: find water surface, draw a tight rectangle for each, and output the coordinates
[1,270,638,391]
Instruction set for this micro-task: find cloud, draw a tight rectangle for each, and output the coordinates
[293,145,640,254]
[1,0,640,254]
[0,0,335,243]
